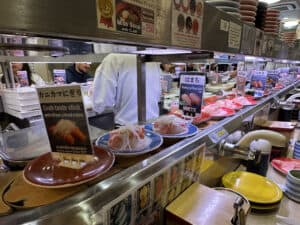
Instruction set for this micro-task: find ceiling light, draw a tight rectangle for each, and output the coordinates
[283,20,299,28]
[259,0,280,4]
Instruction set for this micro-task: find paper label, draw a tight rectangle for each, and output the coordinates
[208,127,228,144]
[179,73,205,116]
[228,21,242,49]
[171,0,203,48]
[37,85,93,155]
[220,19,229,32]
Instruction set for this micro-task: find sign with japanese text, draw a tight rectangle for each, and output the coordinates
[37,85,93,155]
[251,71,267,90]
[17,71,29,87]
[53,69,66,84]
[251,71,268,98]
[179,73,205,116]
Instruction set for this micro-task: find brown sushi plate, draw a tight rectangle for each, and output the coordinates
[240,10,256,17]
[240,4,257,11]
[241,16,256,22]
[240,0,257,6]
[23,146,115,188]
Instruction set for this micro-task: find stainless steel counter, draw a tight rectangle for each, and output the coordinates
[247,127,300,225]
[247,166,300,225]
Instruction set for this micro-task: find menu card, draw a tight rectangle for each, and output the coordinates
[53,69,66,84]
[17,71,29,87]
[37,85,93,155]
[179,72,205,116]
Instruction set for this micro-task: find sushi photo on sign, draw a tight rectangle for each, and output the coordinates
[179,73,205,116]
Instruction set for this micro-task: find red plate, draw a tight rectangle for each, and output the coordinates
[240,5,257,11]
[203,105,235,119]
[240,0,257,6]
[192,112,212,125]
[232,96,257,106]
[23,146,115,188]
[271,158,300,175]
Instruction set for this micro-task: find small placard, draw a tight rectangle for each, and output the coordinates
[37,85,93,155]
[53,69,66,84]
[179,73,205,117]
[17,70,29,87]
[208,127,228,144]
[250,71,268,91]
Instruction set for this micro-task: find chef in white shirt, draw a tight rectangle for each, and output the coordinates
[92,53,161,125]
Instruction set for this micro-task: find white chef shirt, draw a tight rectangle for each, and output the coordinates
[92,53,161,125]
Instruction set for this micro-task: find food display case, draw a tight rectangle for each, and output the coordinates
[1,1,300,225]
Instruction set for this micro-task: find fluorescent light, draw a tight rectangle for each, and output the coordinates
[131,48,192,55]
[259,0,280,4]
[283,20,299,28]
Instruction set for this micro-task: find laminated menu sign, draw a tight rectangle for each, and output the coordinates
[37,85,93,155]
[179,73,205,116]
[96,0,156,38]
[171,0,203,48]
[267,70,280,87]
[16,71,29,87]
[53,69,66,84]
[251,71,267,91]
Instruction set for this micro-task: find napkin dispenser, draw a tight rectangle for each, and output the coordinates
[165,183,250,225]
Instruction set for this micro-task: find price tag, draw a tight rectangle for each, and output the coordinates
[208,127,229,144]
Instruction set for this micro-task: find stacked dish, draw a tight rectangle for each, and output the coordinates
[293,141,300,159]
[222,171,283,212]
[206,0,240,19]
[263,9,280,35]
[283,169,300,203]
[281,31,297,46]
[255,2,267,29]
[240,0,258,26]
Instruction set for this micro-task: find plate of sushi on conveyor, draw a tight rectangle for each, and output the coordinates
[95,125,163,156]
[202,104,236,120]
[144,115,198,139]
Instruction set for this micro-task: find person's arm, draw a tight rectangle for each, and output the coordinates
[31,73,45,86]
[92,55,118,114]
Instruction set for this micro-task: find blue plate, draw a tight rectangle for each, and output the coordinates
[282,185,300,203]
[95,130,163,156]
[144,123,198,138]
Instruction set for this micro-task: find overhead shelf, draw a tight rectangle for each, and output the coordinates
[0,0,297,60]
